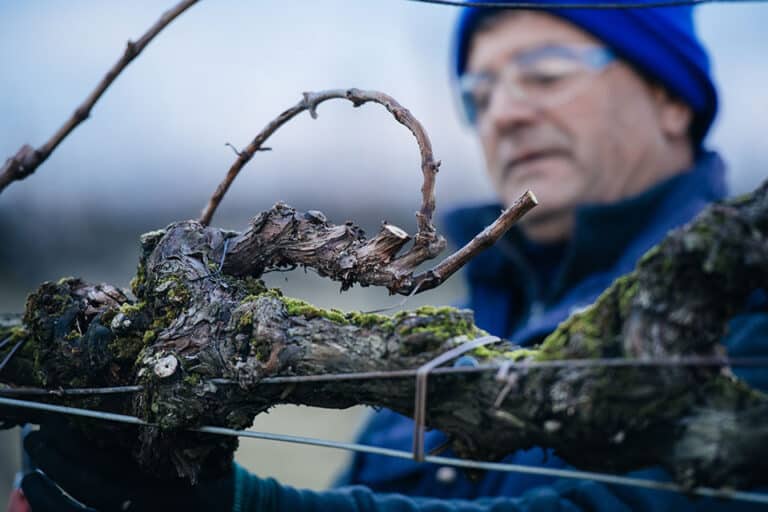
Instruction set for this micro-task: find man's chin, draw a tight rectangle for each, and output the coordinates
[516,204,576,243]
[501,177,576,208]
[500,159,574,195]
[501,184,578,221]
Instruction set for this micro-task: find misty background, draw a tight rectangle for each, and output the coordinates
[1,0,766,501]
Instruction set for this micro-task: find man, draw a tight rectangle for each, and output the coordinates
[11,1,768,511]
[337,0,766,509]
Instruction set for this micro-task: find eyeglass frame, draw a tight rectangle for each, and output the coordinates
[458,44,617,124]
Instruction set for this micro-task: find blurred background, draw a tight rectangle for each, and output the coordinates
[1,0,766,502]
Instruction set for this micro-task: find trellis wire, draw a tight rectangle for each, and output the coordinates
[0,338,27,376]
[216,354,768,385]
[2,347,768,502]
[406,0,767,9]
[0,385,144,397]
[1,395,767,505]
[2,355,768,396]
[412,335,501,461]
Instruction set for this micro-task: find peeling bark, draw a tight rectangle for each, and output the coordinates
[2,181,768,489]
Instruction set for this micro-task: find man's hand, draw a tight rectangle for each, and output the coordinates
[20,420,234,512]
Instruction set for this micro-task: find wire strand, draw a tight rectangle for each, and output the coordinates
[2,355,767,396]
[224,355,768,385]
[1,395,766,505]
[0,385,143,397]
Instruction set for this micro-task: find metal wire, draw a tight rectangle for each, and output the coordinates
[413,335,501,461]
[2,354,766,397]
[0,385,143,397]
[1,395,766,505]
[0,396,145,426]
[217,355,768,386]
[0,356,768,396]
[2,339,767,500]
[406,0,767,8]
[0,338,27,377]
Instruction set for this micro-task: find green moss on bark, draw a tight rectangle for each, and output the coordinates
[282,296,349,324]
[536,274,639,361]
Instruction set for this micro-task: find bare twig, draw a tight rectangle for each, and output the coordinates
[199,88,442,241]
[0,0,199,194]
[399,189,538,294]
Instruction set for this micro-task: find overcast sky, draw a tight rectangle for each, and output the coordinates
[1,1,766,221]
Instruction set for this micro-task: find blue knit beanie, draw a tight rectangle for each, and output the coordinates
[453,1,718,144]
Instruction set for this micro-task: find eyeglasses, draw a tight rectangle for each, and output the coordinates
[459,45,616,124]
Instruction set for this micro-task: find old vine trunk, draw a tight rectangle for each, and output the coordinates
[2,181,768,490]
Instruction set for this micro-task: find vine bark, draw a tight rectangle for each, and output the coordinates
[1,181,767,491]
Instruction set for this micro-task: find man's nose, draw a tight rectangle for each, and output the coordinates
[484,85,539,132]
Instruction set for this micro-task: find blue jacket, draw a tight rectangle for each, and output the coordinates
[330,151,768,511]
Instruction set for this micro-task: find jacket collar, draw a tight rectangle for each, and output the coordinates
[443,150,727,306]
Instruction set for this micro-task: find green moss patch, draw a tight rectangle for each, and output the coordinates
[282,296,349,324]
[396,307,480,341]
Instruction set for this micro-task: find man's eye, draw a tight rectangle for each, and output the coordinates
[522,72,564,88]
[472,84,493,111]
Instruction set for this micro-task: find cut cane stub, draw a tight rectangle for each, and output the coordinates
[154,354,178,378]
[382,224,409,240]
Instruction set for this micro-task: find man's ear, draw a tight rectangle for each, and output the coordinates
[653,87,693,139]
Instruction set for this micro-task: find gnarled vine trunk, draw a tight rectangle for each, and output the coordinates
[2,181,768,490]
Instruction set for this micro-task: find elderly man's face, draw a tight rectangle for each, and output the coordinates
[466,12,692,242]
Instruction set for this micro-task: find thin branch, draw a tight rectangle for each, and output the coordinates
[199,88,442,240]
[0,0,199,194]
[401,189,538,294]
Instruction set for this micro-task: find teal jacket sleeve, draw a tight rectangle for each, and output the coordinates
[231,464,648,512]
